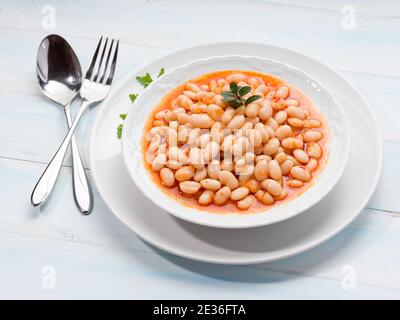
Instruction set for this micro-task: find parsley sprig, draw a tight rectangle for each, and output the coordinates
[117,68,165,139]
[129,93,138,103]
[221,82,261,108]
[136,73,153,88]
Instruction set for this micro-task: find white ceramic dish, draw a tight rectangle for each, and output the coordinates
[121,56,350,229]
[89,42,382,264]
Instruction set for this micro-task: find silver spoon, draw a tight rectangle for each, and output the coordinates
[36,34,92,214]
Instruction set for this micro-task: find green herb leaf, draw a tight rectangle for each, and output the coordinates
[120,113,127,120]
[157,68,165,78]
[244,95,262,106]
[228,99,243,108]
[136,73,153,88]
[229,82,238,94]
[222,91,235,101]
[129,93,138,103]
[238,86,251,97]
[117,124,123,139]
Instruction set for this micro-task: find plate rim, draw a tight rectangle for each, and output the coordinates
[89,41,383,264]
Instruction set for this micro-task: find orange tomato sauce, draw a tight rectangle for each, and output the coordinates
[142,70,329,214]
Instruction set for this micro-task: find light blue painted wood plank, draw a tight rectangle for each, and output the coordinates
[0,29,397,167]
[259,0,400,17]
[0,0,398,299]
[0,29,172,95]
[0,0,399,77]
[368,141,400,213]
[1,156,400,297]
[1,231,400,299]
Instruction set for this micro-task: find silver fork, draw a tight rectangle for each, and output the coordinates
[31,36,119,208]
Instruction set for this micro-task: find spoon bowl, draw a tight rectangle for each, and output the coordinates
[37,34,82,105]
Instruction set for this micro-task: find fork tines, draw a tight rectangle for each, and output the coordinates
[85,36,119,85]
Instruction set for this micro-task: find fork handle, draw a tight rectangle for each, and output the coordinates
[64,103,92,215]
[31,100,91,207]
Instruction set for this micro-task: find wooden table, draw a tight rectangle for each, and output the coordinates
[0,0,399,299]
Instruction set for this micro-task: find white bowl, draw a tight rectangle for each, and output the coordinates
[121,56,350,229]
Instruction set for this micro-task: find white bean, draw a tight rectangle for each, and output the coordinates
[286,106,306,120]
[227,115,245,130]
[197,133,211,148]
[306,158,318,172]
[306,142,322,158]
[189,147,204,169]
[304,130,322,142]
[272,98,286,111]
[254,159,269,181]
[245,103,259,118]
[226,73,247,83]
[287,179,304,188]
[160,168,175,187]
[177,113,190,124]
[221,134,234,152]
[198,190,214,206]
[255,155,271,163]
[175,166,195,182]
[275,125,292,141]
[263,138,280,155]
[280,159,294,175]
[207,160,221,179]
[189,114,213,128]
[155,110,171,120]
[167,159,182,170]
[178,125,189,143]
[281,137,303,149]
[190,102,207,114]
[148,135,161,153]
[285,98,299,106]
[247,129,262,147]
[218,170,239,190]
[261,179,282,197]
[186,83,201,92]
[176,94,193,110]
[290,166,311,182]
[267,117,279,130]
[200,178,222,191]
[221,108,235,125]
[232,137,248,157]
[245,179,261,194]
[274,152,286,164]
[276,85,289,99]
[237,195,254,210]
[231,187,250,201]
[268,160,282,181]
[179,181,201,194]
[214,186,231,205]
[221,159,234,172]
[258,100,273,120]
[287,117,303,128]
[151,153,167,171]
[293,149,309,164]
[255,190,274,205]
[303,119,322,128]
[207,104,224,121]
[275,111,287,124]
[193,167,207,181]
[202,141,220,163]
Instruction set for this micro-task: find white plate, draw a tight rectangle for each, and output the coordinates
[89,42,382,264]
[121,55,350,228]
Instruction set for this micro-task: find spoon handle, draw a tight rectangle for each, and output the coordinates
[31,100,91,207]
[64,103,92,215]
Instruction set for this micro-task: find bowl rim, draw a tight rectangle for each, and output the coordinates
[121,54,351,229]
